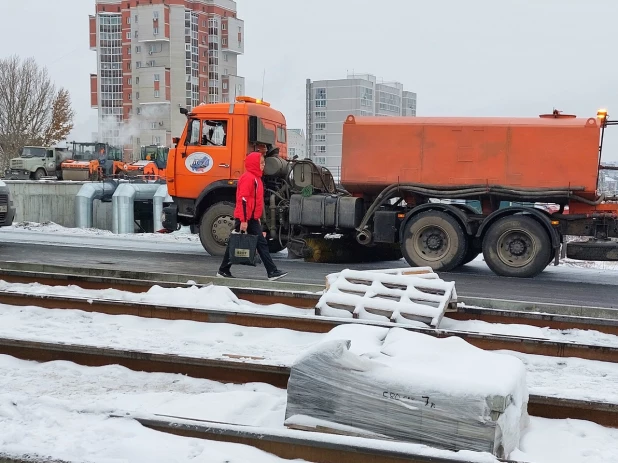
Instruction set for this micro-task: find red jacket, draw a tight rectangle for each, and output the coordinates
[234,152,264,221]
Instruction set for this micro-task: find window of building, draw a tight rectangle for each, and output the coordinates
[136,137,140,144]
[151,122,157,129]
[314,157,326,165]
[153,136,161,145]
[134,15,138,23]
[134,31,139,38]
[222,38,227,46]
[314,145,326,154]
[223,53,228,62]
[289,148,296,157]
[135,91,140,100]
[127,17,131,24]
[315,134,326,142]
[315,88,326,108]
[137,108,142,115]
[128,93,132,101]
[128,47,131,55]
[128,78,132,85]
[136,61,141,68]
[315,123,326,131]
[135,46,141,53]
[135,77,140,84]
[222,23,226,30]
[154,90,160,98]
[126,32,131,40]
[315,111,326,119]
[153,27,159,35]
[153,11,159,19]
[154,74,160,82]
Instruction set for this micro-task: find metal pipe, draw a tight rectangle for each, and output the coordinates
[75,182,117,229]
[153,184,172,232]
[112,183,161,234]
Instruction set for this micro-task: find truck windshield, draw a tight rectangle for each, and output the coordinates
[21,147,46,158]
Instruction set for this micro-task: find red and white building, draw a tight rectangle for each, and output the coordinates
[90,0,244,160]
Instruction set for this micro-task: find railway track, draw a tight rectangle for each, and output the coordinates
[1,336,616,429]
[0,289,617,363]
[1,264,617,462]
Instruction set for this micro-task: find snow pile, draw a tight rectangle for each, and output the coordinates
[316,268,456,327]
[0,279,311,317]
[285,325,528,459]
[7,220,201,243]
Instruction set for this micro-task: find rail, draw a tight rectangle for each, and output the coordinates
[0,337,615,428]
[0,290,616,363]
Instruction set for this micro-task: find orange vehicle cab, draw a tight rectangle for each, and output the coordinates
[163,96,292,255]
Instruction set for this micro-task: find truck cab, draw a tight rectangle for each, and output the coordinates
[8,146,71,180]
[162,96,289,255]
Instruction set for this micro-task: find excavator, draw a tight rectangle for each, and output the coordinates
[124,145,169,181]
[61,142,124,181]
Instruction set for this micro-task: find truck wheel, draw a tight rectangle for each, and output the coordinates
[460,246,481,266]
[33,169,45,180]
[401,210,468,272]
[199,202,235,256]
[482,215,551,278]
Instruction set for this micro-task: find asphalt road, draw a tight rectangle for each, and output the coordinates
[0,241,616,309]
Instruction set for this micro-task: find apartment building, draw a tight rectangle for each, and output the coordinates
[286,129,306,159]
[306,74,417,175]
[90,0,245,160]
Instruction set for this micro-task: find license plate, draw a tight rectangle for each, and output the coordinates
[0,205,7,213]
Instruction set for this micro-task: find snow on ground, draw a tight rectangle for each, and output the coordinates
[0,304,319,366]
[0,279,617,347]
[0,302,617,404]
[0,355,616,463]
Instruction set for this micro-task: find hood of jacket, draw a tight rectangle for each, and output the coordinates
[245,152,263,177]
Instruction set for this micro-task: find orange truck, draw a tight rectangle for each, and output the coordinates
[162,98,618,278]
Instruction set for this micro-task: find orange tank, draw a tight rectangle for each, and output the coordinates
[341,115,603,199]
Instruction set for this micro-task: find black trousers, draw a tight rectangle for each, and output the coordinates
[219,218,277,275]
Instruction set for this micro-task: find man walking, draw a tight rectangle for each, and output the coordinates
[217,151,288,281]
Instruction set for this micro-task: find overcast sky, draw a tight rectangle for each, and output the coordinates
[1,0,617,160]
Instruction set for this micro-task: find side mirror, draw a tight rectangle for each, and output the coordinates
[172,137,180,145]
[179,107,188,116]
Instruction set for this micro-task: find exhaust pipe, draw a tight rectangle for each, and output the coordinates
[356,229,373,245]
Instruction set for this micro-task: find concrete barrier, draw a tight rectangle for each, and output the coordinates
[4,180,112,230]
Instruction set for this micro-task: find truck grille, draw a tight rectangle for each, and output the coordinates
[10,160,23,169]
[0,194,8,222]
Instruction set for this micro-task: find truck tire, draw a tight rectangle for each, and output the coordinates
[400,210,468,272]
[199,202,235,256]
[460,246,481,266]
[482,215,551,278]
[33,168,45,180]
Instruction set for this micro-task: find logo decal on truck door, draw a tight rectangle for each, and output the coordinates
[185,152,214,174]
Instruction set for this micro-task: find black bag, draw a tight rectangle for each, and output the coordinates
[228,231,259,266]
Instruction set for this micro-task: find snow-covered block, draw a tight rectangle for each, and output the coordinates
[284,325,529,459]
[316,268,457,327]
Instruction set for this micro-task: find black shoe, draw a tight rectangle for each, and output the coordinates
[216,270,235,279]
[267,270,288,281]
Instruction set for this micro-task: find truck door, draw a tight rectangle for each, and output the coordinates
[46,150,56,174]
[176,117,233,199]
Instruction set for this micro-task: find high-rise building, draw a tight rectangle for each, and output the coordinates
[286,129,306,160]
[306,74,416,175]
[90,0,245,160]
